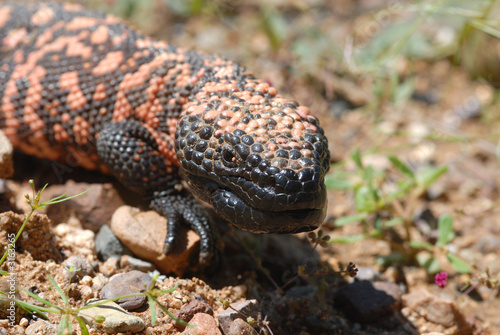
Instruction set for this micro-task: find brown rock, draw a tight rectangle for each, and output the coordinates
[403,288,470,330]
[110,206,200,276]
[0,212,62,262]
[181,313,222,335]
[228,318,259,335]
[101,270,152,310]
[334,281,402,323]
[63,255,95,282]
[217,299,259,335]
[174,299,214,330]
[42,181,125,232]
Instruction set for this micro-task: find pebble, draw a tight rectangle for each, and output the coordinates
[402,288,469,329]
[217,299,259,335]
[101,270,152,310]
[25,320,57,335]
[110,206,200,275]
[354,267,381,282]
[92,273,108,292]
[228,318,259,335]
[78,298,145,333]
[0,129,13,178]
[181,313,222,335]
[174,299,214,330]
[334,281,402,322]
[63,255,94,281]
[95,224,133,261]
[99,256,119,277]
[121,255,156,272]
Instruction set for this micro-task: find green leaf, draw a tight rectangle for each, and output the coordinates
[0,270,8,276]
[385,179,414,204]
[384,217,404,227]
[74,315,89,335]
[388,155,415,179]
[416,253,441,274]
[446,254,471,273]
[329,234,365,243]
[15,300,51,319]
[392,77,414,106]
[375,252,405,266]
[48,276,68,306]
[354,186,377,212]
[147,295,156,325]
[416,165,448,189]
[325,175,352,190]
[58,314,71,335]
[437,215,454,246]
[409,240,433,250]
[351,149,363,170]
[334,213,369,227]
[23,288,58,309]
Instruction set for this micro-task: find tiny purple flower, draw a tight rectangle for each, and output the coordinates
[435,272,448,289]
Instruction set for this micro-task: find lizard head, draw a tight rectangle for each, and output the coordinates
[175,80,329,234]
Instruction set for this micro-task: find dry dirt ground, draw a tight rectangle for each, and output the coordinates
[1,1,500,334]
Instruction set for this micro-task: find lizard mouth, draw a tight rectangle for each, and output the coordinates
[182,170,328,234]
[209,187,327,233]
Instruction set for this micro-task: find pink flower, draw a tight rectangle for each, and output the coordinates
[435,272,448,289]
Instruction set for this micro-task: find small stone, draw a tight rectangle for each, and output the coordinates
[100,256,119,277]
[181,313,222,335]
[101,270,152,310]
[92,273,108,292]
[10,325,25,334]
[355,267,381,282]
[121,255,156,272]
[334,281,402,322]
[78,298,145,333]
[228,318,259,335]
[95,225,133,261]
[218,299,259,335]
[0,129,13,178]
[110,206,200,275]
[19,318,28,327]
[63,255,94,281]
[402,288,470,329]
[43,181,125,232]
[25,320,57,335]
[174,299,214,330]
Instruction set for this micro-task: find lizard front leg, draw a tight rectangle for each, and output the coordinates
[96,119,215,265]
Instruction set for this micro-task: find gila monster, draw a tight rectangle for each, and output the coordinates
[0,2,330,264]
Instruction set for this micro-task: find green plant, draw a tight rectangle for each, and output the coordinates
[326,149,470,274]
[8,269,187,335]
[0,180,87,273]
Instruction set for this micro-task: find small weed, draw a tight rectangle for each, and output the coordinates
[326,149,470,275]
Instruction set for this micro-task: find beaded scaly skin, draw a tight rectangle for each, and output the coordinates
[0,2,330,264]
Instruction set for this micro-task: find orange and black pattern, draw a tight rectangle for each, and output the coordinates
[0,2,330,264]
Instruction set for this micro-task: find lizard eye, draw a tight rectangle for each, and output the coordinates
[222,149,239,168]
